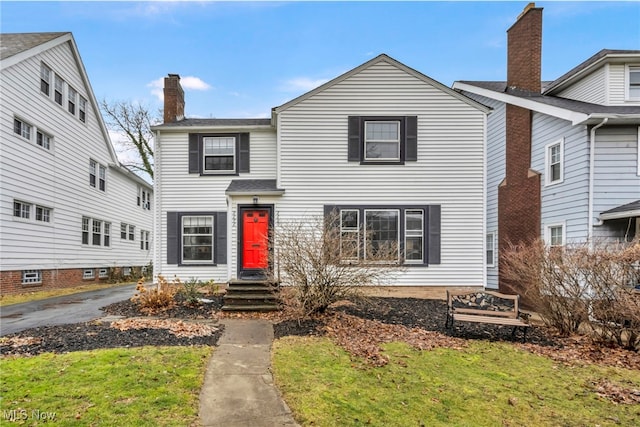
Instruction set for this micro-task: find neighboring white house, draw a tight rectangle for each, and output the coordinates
[152,54,490,288]
[0,32,154,294]
[453,4,640,290]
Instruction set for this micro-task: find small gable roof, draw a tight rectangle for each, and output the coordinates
[273,54,490,116]
[600,199,640,221]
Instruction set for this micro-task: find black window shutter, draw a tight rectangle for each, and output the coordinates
[347,116,361,161]
[405,116,418,161]
[428,205,441,265]
[238,133,250,173]
[167,212,179,264]
[215,213,227,264]
[188,134,200,174]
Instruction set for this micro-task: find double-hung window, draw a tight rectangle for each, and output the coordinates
[486,233,496,266]
[54,75,63,105]
[40,63,51,96]
[364,121,401,162]
[99,165,106,191]
[405,210,424,264]
[89,160,97,187]
[128,224,135,241]
[545,139,564,185]
[182,215,214,263]
[627,65,640,100]
[14,118,32,140]
[203,136,236,174]
[546,224,565,247]
[79,96,87,123]
[340,210,360,260]
[92,219,102,246]
[121,223,128,239]
[68,86,77,115]
[140,230,150,250]
[365,209,400,262]
[36,130,52,150]
[82,217,90,244]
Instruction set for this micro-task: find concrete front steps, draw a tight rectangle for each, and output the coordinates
[222,279,281,312]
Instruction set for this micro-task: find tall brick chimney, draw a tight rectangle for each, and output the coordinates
[163,74,184,123]
[507,3,543,93]
[498,3,543,297]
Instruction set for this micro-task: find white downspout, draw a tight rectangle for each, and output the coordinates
[153,130,161,284]
[587,118,608,248]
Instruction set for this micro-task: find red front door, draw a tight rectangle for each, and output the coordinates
[242,209,269,270]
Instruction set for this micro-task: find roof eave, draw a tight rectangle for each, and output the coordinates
[225,190,285,196]
[599,209,640,221]
[151,124,274,132]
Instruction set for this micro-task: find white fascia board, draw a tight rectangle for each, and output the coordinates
[574,114,640,126]
[150,125,273,132]
[599,209,640,221]
[453,82,588,125]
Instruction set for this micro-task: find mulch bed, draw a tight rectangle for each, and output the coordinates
[2,293,639,374]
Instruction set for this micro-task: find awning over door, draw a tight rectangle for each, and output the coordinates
[225,179,285,197]
[599,200,640,221]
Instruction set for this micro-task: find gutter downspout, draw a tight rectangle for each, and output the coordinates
[587,118,608,248]
[154,130,161,286]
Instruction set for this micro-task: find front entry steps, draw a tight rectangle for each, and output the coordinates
[222,279,281,312]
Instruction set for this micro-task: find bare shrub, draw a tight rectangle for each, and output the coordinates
[131,276,177,314]
[503,239,640,348]
[270,212,405,317]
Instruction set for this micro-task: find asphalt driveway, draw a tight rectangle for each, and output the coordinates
[0,284,137,336]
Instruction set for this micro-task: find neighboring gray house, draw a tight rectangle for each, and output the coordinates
[152,54,490,290]
[453,4,640,290]
[0,32,154,294]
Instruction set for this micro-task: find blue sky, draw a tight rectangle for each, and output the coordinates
[2,1,639,121]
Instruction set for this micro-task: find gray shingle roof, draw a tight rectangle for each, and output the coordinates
[601,200,640,216]
[1,32,69,60]
[225,179,284,195]
[158,118,272,128]
[457,80,640,115]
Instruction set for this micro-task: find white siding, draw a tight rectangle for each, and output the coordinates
[0,39,153,273]
[531,114,590,243]
[154,128,277,282]
[592,126,640,239]
[557,66,607,104]
[276,61,486,286]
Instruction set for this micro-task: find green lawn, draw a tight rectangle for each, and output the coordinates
[273,336,640,427]
[0,346,212,426]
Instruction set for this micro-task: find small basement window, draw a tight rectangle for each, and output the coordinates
[83,269,95,279]
[22,270,42,285]
[99,268,109,279]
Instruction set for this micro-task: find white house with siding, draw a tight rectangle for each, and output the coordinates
[453,4,640,290]
[152,54,489,291]
[0,32,154,294]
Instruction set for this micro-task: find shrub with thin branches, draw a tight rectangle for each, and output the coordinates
[269,212,405,317]
[131,275,177,314]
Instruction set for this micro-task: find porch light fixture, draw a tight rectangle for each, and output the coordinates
[253,195,259,205]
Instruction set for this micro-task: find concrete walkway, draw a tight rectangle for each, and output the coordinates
[200,318,299,427]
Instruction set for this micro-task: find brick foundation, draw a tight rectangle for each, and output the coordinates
[0,266,147,296]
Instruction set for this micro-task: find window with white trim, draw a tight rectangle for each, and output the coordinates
[99,165,106,191]
[82,217,109,247]
[104,222,111,247]
[13,200,30,219]
[545,139,564,185]
[83,269,95,279]
[121,223,128,239]
[340,209,360,260]
[36,130,52,150]
[486,233,496,266]
[35,205,51,223]
[89,160,97,187]
[68,86,77,115]
[54,74,63,105]
[14,118,32,140]
[140,230,150,250]
[365,209,400,262]
[546,223,565,247]
[627,65,640,100]
[99,268,109,279]
[79,96,87,123]
[128,224,135,241]
[22,270,42,285]
[405,210,424,264]
[182,215,214,264]
[82,217,90,244]
[138,186,151,210]
[203,136,236,173]
[364,121,401,161]
[40,63,51,96]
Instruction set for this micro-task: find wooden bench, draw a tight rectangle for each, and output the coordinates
[445,290,530,342]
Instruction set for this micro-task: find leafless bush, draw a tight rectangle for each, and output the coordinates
[269,212,405,317]
[502,239,640,349]
[131,275,177,314]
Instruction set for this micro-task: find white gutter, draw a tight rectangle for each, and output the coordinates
[587,118,608,248]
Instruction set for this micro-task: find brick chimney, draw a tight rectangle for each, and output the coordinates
[507,3,543,93]
[498,3,543,297]
[163,74,184,123]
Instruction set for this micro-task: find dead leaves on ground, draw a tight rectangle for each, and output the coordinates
[110,318,218,338]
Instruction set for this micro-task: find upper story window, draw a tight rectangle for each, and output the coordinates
[13,200,30,219]
[79,96,87,123]
[89,160,97,187]
[36,130,52,150]
[188,132,250,176]
[89,160,106,191]
[545,138,564,186]
[99,165,106,191]
[365,121,401,161]
[203,136,236,174]
[348,116,418,164]
[40,63,51,96]
[68,87,77,115]
[627,65,640,101]
[14,118,32,140]
[137,186,151,210]
[54,74,64,105]
[35,205,51,222]
[140,230,150,250]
